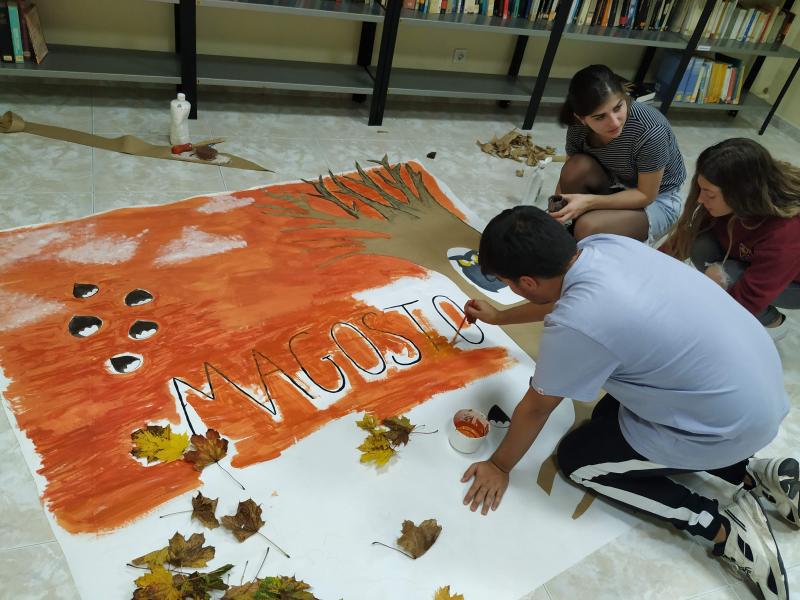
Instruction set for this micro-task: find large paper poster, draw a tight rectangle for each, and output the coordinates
[0,160,632,599]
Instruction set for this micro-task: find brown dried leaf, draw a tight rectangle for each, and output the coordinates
[191,491,220,529]
[183,429,228,471]
[221,579,263,599]
[221,499,265,542]
[397,518,442,559]
[382,415,415,447]
[132,532,215,569]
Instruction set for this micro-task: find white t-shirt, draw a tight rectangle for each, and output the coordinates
[530,234,788,470]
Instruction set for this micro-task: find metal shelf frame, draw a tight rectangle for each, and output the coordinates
[1,0,797,133]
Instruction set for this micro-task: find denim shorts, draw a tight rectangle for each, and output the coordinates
[644,187,683,245]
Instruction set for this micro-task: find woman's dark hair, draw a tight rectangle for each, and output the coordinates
[559,64,629,127]
[664,138,800,261]
[479,206,577,280]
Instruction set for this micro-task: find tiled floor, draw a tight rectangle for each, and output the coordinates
[1,80,799,600]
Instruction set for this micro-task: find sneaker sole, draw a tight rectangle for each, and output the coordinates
[732,491,789,600]
[756,458,800,528]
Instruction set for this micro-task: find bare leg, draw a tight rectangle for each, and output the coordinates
[573,209,649,242]
[558,154,648,242]
[558,153,613,195]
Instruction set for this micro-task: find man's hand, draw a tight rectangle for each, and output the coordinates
[550,193,594,224]
[461,460,509,515]
[464,299,499,325]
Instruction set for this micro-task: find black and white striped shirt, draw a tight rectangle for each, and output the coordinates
[565,101,686,193]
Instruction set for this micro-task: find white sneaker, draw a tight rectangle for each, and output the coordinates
[766,313,789,342]
[748,457,800,528]
[717,489,789,600]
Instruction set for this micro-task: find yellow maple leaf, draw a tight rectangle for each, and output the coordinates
[132,546,170,567]
[434,585,465,600]
[358,431,396,466]
[131,425,189,464]
[134,565,181,600]
[356,413,380,432]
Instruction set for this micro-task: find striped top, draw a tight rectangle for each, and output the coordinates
[565,101,686,193]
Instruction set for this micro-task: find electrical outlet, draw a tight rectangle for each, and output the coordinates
[452,48,467,64]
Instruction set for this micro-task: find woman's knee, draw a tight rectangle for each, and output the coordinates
[689,232,724,271]
[559,154,608,194]
[572,214,600,240]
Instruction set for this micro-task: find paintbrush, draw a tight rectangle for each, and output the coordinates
[450,314,469,345]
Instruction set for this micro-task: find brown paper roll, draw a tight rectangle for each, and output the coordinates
[0,111,271,172]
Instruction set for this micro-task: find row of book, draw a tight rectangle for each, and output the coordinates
[696,0,795,44]
[401,0,795,47]
[654,51,746,105]
[563,0,793,42]
[0,1,47,64]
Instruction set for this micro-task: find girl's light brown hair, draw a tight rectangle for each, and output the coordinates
[665,138,800,261]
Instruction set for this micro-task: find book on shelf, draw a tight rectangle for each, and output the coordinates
[626,80,657,102]
[654,50,746,106]
[0,1,46,64]
[7,0,22,63]
[0,2,12,62]
[23,3,46,64]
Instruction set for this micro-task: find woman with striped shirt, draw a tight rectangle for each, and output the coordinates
[552,64,686,244]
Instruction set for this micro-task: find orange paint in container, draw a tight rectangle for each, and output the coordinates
[455,420,487,438]
[449,409,489,453]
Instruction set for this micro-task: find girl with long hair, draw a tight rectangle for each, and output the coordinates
[664,138,800,340]
[552,64,686,244]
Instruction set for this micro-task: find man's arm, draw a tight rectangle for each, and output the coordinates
[466,299,555,326]
[462,387,563,514]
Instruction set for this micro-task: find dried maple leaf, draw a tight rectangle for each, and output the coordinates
[433,586,464,600]
[221,499,265,542]
[132,565,181,600]
[382,415,415,447]
[191,492,220,529]
[131,425,189,464]
[356,413,380,432]
[357,431,396,467]
[132,532,215,569]
[397,519,442,559]
[173,564,233,598]
[221,579,263,599]
[253,575,318,600]
[184,429,228,471]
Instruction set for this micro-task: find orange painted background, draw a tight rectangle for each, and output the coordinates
[0,162,512,534]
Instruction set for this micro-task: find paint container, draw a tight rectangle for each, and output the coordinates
[448,409,489,454]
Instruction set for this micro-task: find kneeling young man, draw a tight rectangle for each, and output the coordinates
[462,206,796,600]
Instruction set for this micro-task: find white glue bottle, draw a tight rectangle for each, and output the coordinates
[169,93,191,146]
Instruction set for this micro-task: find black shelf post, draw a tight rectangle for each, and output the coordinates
[633,46,657,85]
[522,0,570,130]
[369,0,402,126]
[759,56,800,135]
[178,0,197,120]
[498,35,528,108]
[658,0,715,116]
[353,22,377,103]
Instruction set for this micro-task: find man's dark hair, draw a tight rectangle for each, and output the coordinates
[479,206,577,280]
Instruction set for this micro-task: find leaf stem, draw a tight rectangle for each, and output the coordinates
[371,541,414,559]
[214,461,246,490]
[256,547,270,578]
[240,560,249,585]
[159,510,192,519]
[256,531,291,559]
[410,429,439,435]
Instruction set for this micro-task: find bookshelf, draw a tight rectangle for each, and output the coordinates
[0,0,385,120]
[0,0,798,134]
